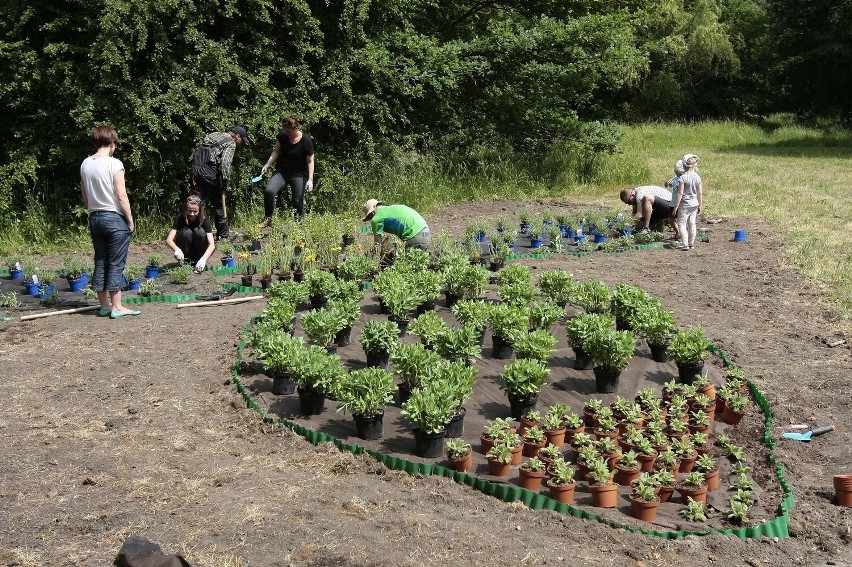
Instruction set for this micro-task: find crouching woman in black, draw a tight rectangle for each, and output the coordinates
[166,195,215,273]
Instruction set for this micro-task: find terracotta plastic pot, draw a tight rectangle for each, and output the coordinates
[518,468,545,491]
[547,480,576,504]
[630,496,660,522]
[448,451,473,473]
[589,483,619,508]
[834,475,852,507]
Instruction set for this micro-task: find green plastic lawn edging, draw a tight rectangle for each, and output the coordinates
[229,316,792,541]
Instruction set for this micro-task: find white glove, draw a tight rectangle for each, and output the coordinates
[195,258,206,272]
[305,179,314,193]
[174,248,184,262]
[261,163,270,174]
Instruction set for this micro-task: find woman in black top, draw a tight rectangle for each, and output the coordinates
[166,195,215,272]
[259,115,315,223]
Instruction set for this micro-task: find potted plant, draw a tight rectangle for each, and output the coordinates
[652,469,678,502]
[629,477,662,522]
[37,270,58,299]
[518,456,546,491]
[586,457,618,508]
[289,344,346,415]
[435,324,482,364]
[485,441,514,477]
[537,270,575,307]
[359,319,400,369]
[411,269,443,314]
[124,264,145,291]
[680,497,708,523]
[613,450,642,486]
[609,283,656,331]
[722,391,750,425]
[667,325,712,384]
[487,303,528,359]
[301,306,347,351]
[408,310,447,350]
[428,359,477,438]
[400,384,455,458]
[512,329,557,363]
[443,263,489,302]
[480,417,514,455]
[677,471,708,504]
[445,438,473,473]
[391,342,440,404]
[450,300,490,342]
[585,327,636,393]
[522,426,546,458]
[145,253,164,278]
[499,358,549,419]
[62,255,89,292]
[6,256,24,280]
[538,443,564,471]
[541,407,567,448]
[518,409,543,437]
[336,367,396,440]
[565,312,613,370]
[337,251,375,284]
[694,454,720,491]
[546,459,577,504]
[633,304,675,362]
[261,297,297,334]
[218,240,236,267]
[267,279,308,307]
[527,299,564,333]
[574,279,611,314]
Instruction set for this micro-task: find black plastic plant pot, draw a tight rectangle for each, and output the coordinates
[297,387,326,416]
[572,347,594,370]
[492,335,514,359]
[508,394,538,420]
[334,326,352,347]
[397,384,412,407]
[413,428,446,458]
[593,367,622,394]
[676,362,704,385]
[445,407,466,438]
[271,372,297,395]
[365,350,390,370]
[648,342,669,363]
[353,412,384,440]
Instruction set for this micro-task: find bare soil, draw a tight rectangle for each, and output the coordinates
[1,198,850,567]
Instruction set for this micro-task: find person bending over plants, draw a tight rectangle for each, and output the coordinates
[361,199,431,250]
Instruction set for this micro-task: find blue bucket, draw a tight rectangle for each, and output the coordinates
[734,229,747,242]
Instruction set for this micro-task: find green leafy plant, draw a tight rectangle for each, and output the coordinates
[680,471,707,490]
[124,264,145,282]
[217,240,235,259]
[61,255,87,279]
[537,270,575,306]
[288,344,346,396]
[337,251,376,282]
[727,499,750,525]
[169,264,193,284]
[0,291,21,308]
[586,457,615,486]
[304,268,337,299]
[146,253,164,268]
[633,303,675,346]
[262,297,297,332]
[391,342,440,390]
[267,279,308,306]
[301,307,347,348]
[652,469,677,489]
[523,426,545,444]
[434,324,482,363]
[137,279,161,297]
[521,456,545,473]
[408,310,447,347]
[451,300,490,332]
[667,325,712,366]
[654,450,679,470]
[400,384,455,434]
[680,498,708,522]
[485,442,514,464]
[488,303,528,343]
[575,279,611,312]
[539,443,563,462]
[631,482,659,503]
[443,263,489,299]
[725,391,750,413]
[585,328,636,372]
[500,358,549,400]
[446,438,472,460]
[359,320,400,355]
[694,454,717,475]
[497,263,532,287]
[336,367,396,417]
[564,312,613,351]
[609,283,657,329]
[512,329,558,363]
[497,280,537,307]
[548,459,576,486]
[527,299,564,332]
[482,417,514,441]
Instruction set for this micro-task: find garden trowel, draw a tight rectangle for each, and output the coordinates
[782,424,835,442]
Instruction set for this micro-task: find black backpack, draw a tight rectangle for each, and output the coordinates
[189,138,227,183]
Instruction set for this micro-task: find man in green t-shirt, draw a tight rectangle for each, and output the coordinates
[361,199,431,250]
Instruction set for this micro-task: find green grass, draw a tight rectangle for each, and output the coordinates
[3,117,851,321]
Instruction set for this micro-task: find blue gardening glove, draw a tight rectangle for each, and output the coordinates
[305,179,314,193]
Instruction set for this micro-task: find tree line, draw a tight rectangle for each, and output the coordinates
[0,0,847,222]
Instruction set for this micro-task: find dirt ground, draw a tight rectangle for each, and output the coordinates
[1,198,850,567]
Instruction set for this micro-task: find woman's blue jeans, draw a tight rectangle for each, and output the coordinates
[264,172,306,219]
[89,211,131,291]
